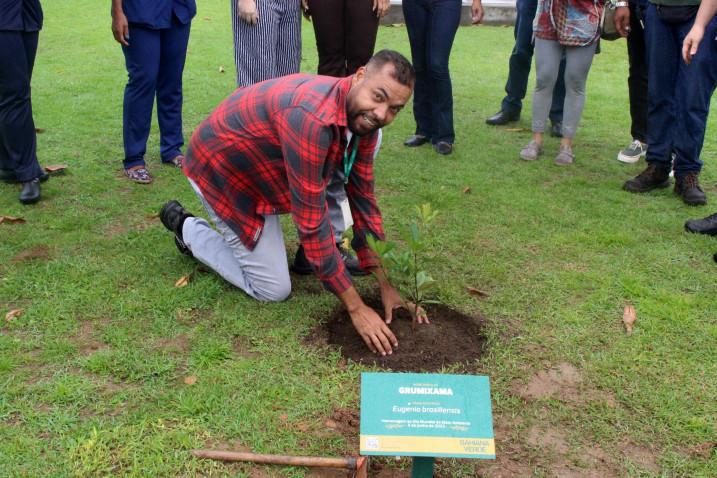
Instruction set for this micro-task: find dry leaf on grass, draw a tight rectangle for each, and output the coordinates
[183,375,197,385]
[279,414,289,422]
[175,273,193,288]
[44,164,68,173]
[203,16,211,20]
[466,286,490,299]
[218,66,225,73]
[462,187,472,194]
[505,127,525,132]
[5,309,23,322]
[623,304,637,335]
[324,419,338,429]
[688,441,717,458]
[146,213,159,220]
[35,128,45,134]
[0,216,26,225]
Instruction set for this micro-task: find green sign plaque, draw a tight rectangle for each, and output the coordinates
[360,372,495,459]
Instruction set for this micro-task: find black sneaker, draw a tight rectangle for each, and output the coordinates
[685,212,717,235]
[623,163,671,193]
[160,200,194,256]
[290,243,369,276]
[674,172,707,206]
[550,121,563,138]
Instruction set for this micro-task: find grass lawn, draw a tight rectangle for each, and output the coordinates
[1,1,716,476]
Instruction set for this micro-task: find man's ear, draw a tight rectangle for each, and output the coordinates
[353,66,367,85]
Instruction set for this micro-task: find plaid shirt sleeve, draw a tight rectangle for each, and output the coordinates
[346,131,385,271]
[275,107,354,295]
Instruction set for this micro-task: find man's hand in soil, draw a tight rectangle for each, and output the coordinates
[339,286,398,355]
[379,282,429,325]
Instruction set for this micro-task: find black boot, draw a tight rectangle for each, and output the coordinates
[160,200,194,256]
[19,179,41,204]
[685,212,717,235]
[674,172,707,206]
[485,109,520,125]
[623,163,671,193]
[291,243,369,276]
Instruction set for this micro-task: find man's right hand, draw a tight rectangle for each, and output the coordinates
[238,0,259,25]
[614,6,630,38]
[111,9,130,46]
[349,302,398,356]
[683,25,705,64]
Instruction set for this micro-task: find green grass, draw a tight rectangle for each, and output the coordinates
[1,1,716,476]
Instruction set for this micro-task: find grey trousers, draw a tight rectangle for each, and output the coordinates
[230,0,301,87]
[532,38,597,139]
[182,179,291,302]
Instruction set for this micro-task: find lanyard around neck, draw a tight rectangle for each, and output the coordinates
[343,136,359,184]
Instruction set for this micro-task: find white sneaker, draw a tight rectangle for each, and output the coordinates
[617,140,647,163]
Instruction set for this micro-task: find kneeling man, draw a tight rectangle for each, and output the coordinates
[160,50,422,355]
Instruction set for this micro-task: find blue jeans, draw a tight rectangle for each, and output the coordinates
[502,0,565,122]
[645,3,717,176]
[121,17,191,169]
[403,0,461,144]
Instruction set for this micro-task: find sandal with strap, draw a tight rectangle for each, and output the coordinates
[165,155,184,168]
[125,167,153,184]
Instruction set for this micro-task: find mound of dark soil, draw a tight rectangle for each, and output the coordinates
[313,297,487,372]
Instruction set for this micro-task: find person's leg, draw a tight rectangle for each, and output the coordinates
[627,0,648,143]
[231,0,280,86]
[402,0,433,139]
[307,0,346,76]
[156,18,190,164]
[344,0,379,75]
[643,4,678,169]
[501,0,538,116]
[122,25,160,170]
[560,42,597,141]
[183,180,291,301]
[672,16,717,177]
[530,38,562,137]
[548,58,566,125]
[275,0,302,77]
[0,31,43,183]
[425,0,462,145]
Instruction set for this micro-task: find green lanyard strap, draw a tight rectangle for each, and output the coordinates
[343,136,359,184]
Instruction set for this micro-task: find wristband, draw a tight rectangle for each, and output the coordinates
[613,1,629,7]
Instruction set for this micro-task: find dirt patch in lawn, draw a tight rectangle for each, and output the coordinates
[312,297,487,372]
[513,362,582,401]
[11,244,52,263]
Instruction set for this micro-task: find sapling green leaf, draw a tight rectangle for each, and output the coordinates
[368,203,439,323]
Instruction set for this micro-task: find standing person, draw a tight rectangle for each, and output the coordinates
[0,0,47,204]
[297,0,390,277]
[402,0,484,156]
[485,0,566,138]
[159,51,425,355]
[111,0,195,184]
[518,0,605,165]
[231,0,301,87]
[623,0,717,205]
[615,0,650,164]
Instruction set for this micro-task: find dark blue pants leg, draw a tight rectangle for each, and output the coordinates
[644,4,678,168]
[502,0,565,122]
[0,31,43,182]
[403,0,461,144]
[122,25,161,169]
[672,16,717,175]
[157,20,190,163]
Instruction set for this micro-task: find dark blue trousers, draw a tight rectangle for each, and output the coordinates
[403,0,461,144]
[502,0,565,122]
[645,3,717,176]
[0,30,43,182]
[121,18,190,169]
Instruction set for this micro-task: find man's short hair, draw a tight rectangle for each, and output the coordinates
[366,50,415,87]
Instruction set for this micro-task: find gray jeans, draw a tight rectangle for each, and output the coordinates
[182,179,291,302]
[532,38,597,139]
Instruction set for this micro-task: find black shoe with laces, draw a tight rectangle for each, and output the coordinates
[485,109,520,125]
[674,172,707,206]
[160,200,194,256]
[685,211,717,235]
[623,163,671,193]
[291,243,369,276]
[19,179,40,204]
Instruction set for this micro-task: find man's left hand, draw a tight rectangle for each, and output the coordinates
[381,284,429,325]
[471,0,484,24]
[614,6,630,38]
[373,0,390,18]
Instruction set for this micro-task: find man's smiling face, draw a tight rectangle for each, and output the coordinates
[346,63,413,136]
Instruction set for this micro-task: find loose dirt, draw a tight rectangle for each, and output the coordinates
[315,297,487,372]
[11,244,52,263]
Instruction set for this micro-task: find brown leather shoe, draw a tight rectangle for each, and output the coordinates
[623,163,670,193]
[674,172,707,206]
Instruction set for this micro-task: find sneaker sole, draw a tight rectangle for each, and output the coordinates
[617,152,645,164]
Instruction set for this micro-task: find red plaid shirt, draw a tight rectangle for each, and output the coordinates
[184,74,384,295]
